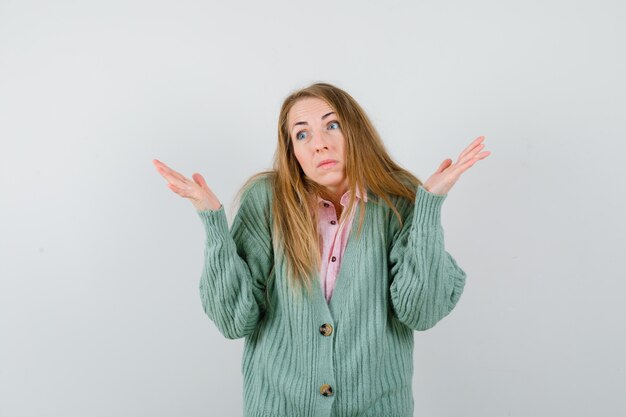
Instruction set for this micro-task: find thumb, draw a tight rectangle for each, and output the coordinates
[192,173,209,191]
[436,159,453,173]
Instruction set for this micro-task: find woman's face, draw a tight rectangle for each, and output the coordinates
[287,97,348,197]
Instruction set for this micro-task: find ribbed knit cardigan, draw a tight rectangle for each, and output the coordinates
[196,176,467,417]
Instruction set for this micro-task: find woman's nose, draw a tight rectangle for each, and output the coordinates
[312,130,329,151]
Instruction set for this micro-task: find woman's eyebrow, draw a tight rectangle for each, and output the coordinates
[292,112,336,130]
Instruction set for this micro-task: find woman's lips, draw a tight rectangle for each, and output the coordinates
[318,161,338,169]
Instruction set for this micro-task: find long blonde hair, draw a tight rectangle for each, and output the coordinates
[239,82,422,299]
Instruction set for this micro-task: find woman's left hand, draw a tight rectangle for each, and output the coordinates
[422,135,491,196]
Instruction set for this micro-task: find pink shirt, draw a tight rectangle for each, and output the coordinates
[316,188,368,303]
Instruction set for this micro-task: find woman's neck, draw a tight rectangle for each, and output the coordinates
[320,190,345,220]
[324,181,348,205]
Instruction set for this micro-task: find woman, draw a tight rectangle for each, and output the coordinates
[153,82,490,417]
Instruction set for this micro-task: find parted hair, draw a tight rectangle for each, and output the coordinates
[238,82,422,299]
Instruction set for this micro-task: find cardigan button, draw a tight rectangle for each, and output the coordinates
[320,384,333,397]
[319,323,333,336]
[331,256,336,262]
[323,202,330,207]
[330,220,336,225]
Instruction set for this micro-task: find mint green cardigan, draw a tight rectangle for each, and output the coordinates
[197,176,466,417]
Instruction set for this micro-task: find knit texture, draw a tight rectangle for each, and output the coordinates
[197,176,466,417]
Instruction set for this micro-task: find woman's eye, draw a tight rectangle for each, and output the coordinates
[296,131,308,140]
[328,121,340,130]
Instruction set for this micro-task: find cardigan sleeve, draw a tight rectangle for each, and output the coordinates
[388,185,467,331]
[196,178,273,340]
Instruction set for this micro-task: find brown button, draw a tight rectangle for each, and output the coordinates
[320,384,333,397]
[323,203,330,207]
[330,220,336,225]
[331,256,336,262]
[319,323,333,336]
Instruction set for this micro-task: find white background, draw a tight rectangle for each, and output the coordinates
[1,0,625,416]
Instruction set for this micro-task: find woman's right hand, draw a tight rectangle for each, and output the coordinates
[152,159,222,211]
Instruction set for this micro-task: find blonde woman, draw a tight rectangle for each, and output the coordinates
[153,82,490,417]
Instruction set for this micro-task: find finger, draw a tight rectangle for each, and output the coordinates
[153,159,177,175]
[167,182,193,198]
[153,159,183,179]
[156,166,186,186]
[154,160,189,184]
[456,151,491,173]
[457,136,485,161]
[156,161,187,182]
[456,143,486,167]
[167,183,183,195]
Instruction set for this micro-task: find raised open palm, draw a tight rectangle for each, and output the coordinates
[422,136,491,196]
[152,159,221,211]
